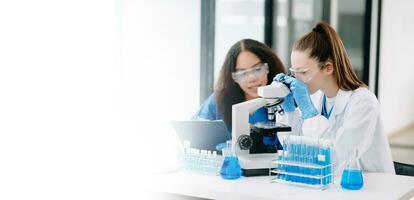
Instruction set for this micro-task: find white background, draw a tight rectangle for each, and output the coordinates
[1,0,413,199]
[0,0,200,199]
[379,0,414,135]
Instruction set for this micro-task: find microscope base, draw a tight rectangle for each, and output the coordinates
[242,168,272,177]
[239,153,277,177]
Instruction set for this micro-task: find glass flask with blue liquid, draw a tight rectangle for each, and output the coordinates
[220,140,242,180]
[341,150,364,190]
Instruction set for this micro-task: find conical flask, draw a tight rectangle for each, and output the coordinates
[340,150,364,190]
[220,140,242,180]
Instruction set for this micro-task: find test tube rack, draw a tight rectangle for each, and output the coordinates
[269,136,334,190]
[177,141,221,175]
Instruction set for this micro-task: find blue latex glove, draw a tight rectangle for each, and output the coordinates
[281,75,318,119]
[274,73,286,82]
[273,73,295,112]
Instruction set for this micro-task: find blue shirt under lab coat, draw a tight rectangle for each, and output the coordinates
[194,93,269,131]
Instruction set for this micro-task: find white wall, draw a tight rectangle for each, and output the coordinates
[122,0,200,165]
[214,0,265,80]
[379,0,414,135]
[0,0,200,199]
[0,0,131,198]
[121,0,201,182]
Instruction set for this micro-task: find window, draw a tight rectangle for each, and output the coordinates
[214,0,266,80]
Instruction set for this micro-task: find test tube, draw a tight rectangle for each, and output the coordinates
[195,149,200,171]
[292,137,299,182]
[284,136,291,181]
[200,150,207,172]
[298,137,305,183]
[282,136,287,173]
[318,140,326,185]
[288,137,294,182]
[214,151,219,174]
[277,150,283,180]
[328,141,333,184]
[323,140,332,184]
[186,148,192,170]
[312,139,319,184]
[190,149,196,171]
[209,151,215,174]
[302,137,309,184]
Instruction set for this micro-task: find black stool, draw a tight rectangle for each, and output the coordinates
[394,161,414,176]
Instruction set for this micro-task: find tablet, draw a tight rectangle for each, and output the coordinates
[171,120,231,152]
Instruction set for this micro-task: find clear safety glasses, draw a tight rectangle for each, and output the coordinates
[289,63,324,83]
[232,63,269,83]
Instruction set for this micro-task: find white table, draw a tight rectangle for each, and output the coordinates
[152,171,414,200]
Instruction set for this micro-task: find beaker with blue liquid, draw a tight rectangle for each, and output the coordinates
[220,140,242,180]
[341,150,364,190]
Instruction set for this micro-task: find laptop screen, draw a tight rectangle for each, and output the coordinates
[171,120,231,152]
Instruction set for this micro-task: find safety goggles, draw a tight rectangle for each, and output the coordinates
[289,67,311,75]
[289,63,324,83]
[232,63,269,83]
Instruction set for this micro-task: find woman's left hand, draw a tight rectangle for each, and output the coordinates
[273,73,295,112]
[282,75,318,119]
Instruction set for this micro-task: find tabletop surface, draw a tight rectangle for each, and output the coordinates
[152,170,414,200]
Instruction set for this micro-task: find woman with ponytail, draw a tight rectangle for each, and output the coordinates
[275,21,395,174]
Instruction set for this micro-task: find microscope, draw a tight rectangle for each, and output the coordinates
[232,80,292,176]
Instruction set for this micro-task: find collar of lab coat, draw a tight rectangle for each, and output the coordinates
[311,89,352,116]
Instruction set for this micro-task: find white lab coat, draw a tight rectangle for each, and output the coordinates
[278,87,395,174]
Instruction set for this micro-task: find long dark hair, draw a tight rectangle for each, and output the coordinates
[294,21,367,90]
[215,39,285,129]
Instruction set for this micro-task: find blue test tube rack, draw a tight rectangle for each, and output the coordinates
[269,136,334,190]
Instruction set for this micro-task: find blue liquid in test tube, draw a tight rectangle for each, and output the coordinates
[325,145,332,184]
[291,143,299,182]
